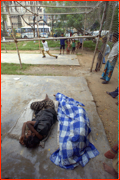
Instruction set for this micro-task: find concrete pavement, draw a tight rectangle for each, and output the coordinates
[1,75,113,179]
[1,53,79,65]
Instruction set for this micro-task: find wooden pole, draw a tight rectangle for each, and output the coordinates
[82,1,87,51]
[90,2,108,72]
[6,3,22,69]
[52,15,53,37]
[107,3,116,40]
[33,2,35,38]
[101,3,116,67]
[1,35,97,43]
[1,12,86,15]
[4,44,7,53]
[3,5,94,8]
[37,8,41,53]
[87,1,103,14]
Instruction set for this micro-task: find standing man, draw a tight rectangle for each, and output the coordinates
[42,40,58,59]
[60,33,66,55]
[100,32,119,84]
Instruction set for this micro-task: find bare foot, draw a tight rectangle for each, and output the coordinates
[53,94,56,97]
[45,94,49,100]
[103,163,118,178]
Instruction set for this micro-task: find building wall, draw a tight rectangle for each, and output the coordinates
[2,1,47,30]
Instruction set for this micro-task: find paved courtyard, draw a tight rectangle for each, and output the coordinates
[1,74,113,179]
[1,53,79,65]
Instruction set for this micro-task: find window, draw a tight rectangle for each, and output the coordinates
[39,8,42,12]
[40,16,42,19]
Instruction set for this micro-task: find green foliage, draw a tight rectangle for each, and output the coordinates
[1,40,60,50]
[1,63,33,75]
[107,41,113,49]
[47,40,60,47]
[2,40,112,51]
[111,3,119,32]
[83,40,96,51]
[54,27,65,37]
[103,2,118,33]
[90,21,100,31]
[1,42,16,50]
[42,1,84,34]
[66,14,84,34]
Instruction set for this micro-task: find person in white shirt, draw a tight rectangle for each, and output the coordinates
[42,40,58,59]
[100,32,119,84]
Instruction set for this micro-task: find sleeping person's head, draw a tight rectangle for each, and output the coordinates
[23,135,40,148]
[23,130,40,148]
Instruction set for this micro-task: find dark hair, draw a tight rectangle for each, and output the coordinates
[23,135,40,148]
[42,40,45,43]
[113,32,119,40]
[102,36,107,42]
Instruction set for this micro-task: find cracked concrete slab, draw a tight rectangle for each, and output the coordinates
[1,75,113,179]
[1,53,79,65]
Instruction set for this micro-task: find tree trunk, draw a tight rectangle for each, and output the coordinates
[90,2,109,72]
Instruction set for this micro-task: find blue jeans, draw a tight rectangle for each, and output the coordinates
[103,52,109,64]
[109,87,118,98]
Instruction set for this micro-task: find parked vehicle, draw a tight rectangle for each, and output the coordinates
[40,32,48,38]
[21,25,51,38]
[65,33,70,37]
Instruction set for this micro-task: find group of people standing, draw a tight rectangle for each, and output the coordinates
[95,32,119,84]
[95,32,119,178]
[41,33,83,58]
[41,32,119,86]
[60,33,83,55]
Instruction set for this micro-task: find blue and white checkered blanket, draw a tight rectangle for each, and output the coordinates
[50,93,99,169]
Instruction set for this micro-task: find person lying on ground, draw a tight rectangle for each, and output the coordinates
[100,32,119,84]
[19,94,57,148]
[42,40,58,59]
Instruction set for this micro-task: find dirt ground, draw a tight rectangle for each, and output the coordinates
[4,49,118,148]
